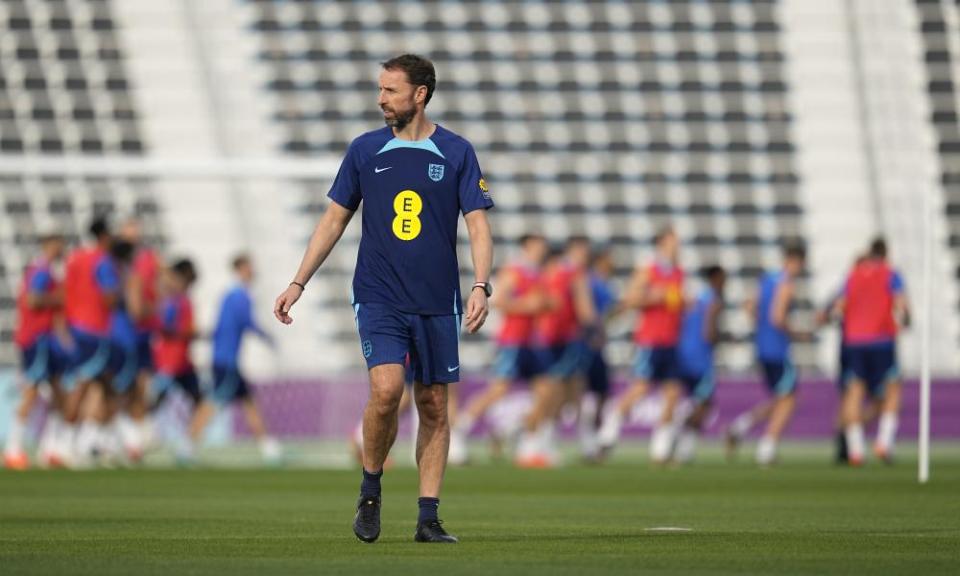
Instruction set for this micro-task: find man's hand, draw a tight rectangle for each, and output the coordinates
[464,288,489,334]
[274,284,303,325]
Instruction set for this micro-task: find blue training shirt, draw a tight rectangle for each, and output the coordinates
[212,284,268,367]
[755,271,791,362]
[678,287,717,377]
[29,265,53,294]
[589,273,616,317]
[327,125,494,316]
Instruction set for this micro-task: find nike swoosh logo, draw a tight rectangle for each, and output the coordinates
[374,166,392,173]
[447,365,459,372]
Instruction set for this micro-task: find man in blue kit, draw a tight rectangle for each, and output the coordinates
[194,254,281,464]
[274,54,494,544]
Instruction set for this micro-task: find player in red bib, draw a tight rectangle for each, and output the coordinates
[151,259,212,463]
[834,238,910,465]
[119,217,162,447]
[63,218,121,466]
[515,237,596,468]
[4,233,68,470]
[599,226,685,463]
[451,234,549,462]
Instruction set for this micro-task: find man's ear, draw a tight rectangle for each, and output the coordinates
[415,85,427,105]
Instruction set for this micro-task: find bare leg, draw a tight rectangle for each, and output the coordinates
[462,379,510,425]
[651,381,682,463]
[659,381,683,426]
[241,398,268,440]
[616,379,651,417]
[188,400,215,442]
[362,364,406,473]
[523,375,557,432]
[880,380,901,417]
[875,380,901,459]
[15,386,39,422]
[764,394,796,440]
[414,381,449,498]
[841,379,867,463]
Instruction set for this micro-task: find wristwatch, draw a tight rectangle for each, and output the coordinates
[472,281,493,298]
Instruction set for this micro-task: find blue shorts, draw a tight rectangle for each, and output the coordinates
[153,370,203,405]
[536,341,585,380]
[837,344,850,390]
[681,370,715,404]
[136,332,154,373]
[760,359,797,397]
[632,346,680,384]
[354,302,461,385]
[212,364,252,404]
[19,335,69,386]
[585,347,610,395]
[843,342,899,398]
[490,345,543,382]
[67,328,111,387]
[108,341,139,394]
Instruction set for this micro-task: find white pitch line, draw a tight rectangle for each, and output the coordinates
[644,527,693,532]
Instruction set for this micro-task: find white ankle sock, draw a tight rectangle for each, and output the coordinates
[876,413,898,453]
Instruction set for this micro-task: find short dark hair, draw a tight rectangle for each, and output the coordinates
[869,237,887,259]
[381,54,436,106]
[171,258,197,285]
[232,253,250,271]
[89,217,110,240]
[110,240,135,264]
[654,225,675,245]
[703,264,726,282]
[566,235,590,250]
[590,245,613,267]
[783,240,807,262]
[546,244,565,262]
[519,233,545,247]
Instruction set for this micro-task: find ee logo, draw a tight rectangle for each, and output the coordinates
[392,190,423,241]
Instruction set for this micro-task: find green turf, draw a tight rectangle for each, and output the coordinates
[2,444,959,575]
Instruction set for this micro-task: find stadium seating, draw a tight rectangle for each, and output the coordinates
[917,0,960,308]
[241,0,813,371]
[3,0,958,376]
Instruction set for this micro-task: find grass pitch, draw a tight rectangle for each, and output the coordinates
[1,443,958,575]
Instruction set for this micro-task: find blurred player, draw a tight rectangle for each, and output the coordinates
[672,265,726,464]
[63,217,121,466]
[119,216,162,449]
[105,239,147,462]
[836,238,910,465]
[274,54,493,543]
[451,234,548,460]
[197,254,281,463]
[4,233,68,469]
[578,244,620,460]
[598,226,685,464]
[152,258,211,463]
[726,243,806,466]
[515,238,595,468]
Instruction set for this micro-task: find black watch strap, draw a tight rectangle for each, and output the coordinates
[472,281,492,297]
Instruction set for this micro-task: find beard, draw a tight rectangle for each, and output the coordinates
[382,105,417,131]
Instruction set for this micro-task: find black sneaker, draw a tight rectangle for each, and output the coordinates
[414,519,458,543]
[353,496,381,543]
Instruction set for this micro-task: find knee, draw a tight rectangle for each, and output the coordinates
[417,391,448,428]
[369,390,403,418]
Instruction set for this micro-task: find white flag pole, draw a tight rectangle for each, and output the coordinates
[919,184,933,484]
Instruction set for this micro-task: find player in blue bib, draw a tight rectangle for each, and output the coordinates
[203,254,281,463]
[673,265,726,464]
[274,54,494,544]
[726,243,806,466]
